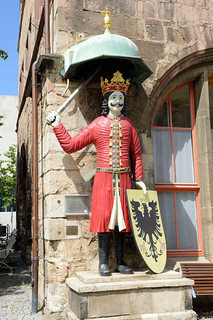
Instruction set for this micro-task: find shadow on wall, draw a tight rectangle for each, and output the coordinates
[16,144,32,266]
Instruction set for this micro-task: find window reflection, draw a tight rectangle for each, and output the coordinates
[171,85,191,128]
[153,98,170,127]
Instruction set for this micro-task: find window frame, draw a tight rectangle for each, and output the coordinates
[152,82,203,257]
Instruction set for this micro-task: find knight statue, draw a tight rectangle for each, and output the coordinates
[46,71,146,276]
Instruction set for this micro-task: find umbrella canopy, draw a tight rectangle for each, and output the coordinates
[61,12,152,83]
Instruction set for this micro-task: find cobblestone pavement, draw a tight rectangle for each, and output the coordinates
[197,312,213,320]
[0,252,43,320]
[0,251,66,320]
[0,281,43,320]
[197,311,213,320]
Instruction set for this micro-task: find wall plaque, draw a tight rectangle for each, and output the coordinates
[65,194,89,216]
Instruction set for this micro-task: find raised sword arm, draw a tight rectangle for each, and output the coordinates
[46,67,101,125]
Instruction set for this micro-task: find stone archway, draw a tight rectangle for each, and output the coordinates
[16,143,32,265]
[148,48,213,122]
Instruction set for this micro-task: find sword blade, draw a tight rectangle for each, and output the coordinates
[57,67,101,115]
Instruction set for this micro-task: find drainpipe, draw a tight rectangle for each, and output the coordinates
[44,0,50,54]
[31,1,51,314]
[32,60,39,314]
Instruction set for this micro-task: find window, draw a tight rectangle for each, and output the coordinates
[152,83,202,257]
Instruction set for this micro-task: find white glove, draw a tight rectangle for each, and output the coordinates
[46,111,61,127]
[135,180,147,194]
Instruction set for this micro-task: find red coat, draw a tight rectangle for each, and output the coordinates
[53,115,143,232]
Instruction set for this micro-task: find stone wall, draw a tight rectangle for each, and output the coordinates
[53,0,213,93]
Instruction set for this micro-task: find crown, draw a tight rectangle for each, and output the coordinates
[100,71,130,96]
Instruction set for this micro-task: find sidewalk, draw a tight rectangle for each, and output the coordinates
[0,251,66,320]
[0,251,43,320]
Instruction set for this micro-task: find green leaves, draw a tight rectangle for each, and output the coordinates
[0,145,16,208]
[0,50,8,60]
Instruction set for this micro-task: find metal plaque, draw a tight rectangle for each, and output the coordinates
[65,194,89,216]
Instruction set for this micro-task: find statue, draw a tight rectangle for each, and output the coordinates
[46,71,146,276]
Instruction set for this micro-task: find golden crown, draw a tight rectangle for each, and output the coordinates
[100,71,130,95]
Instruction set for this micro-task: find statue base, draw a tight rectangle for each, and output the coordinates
[65,270,197,320]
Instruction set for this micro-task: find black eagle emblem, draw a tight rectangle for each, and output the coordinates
[130,199,165,262]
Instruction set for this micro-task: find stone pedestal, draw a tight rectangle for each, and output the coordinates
[65,270,197,320]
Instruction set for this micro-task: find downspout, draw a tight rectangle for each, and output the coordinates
[32,60,39,314]
[31,0,51,314]
[44,0,50,54]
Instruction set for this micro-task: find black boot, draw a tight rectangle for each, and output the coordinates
[98,232,111,276]
[114,228,133,274]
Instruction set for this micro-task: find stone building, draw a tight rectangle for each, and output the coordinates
[17,0,213,317]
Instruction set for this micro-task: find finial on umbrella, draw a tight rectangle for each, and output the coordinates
[102,9,111,33]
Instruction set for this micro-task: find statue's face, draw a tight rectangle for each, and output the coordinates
[108,91,124,117]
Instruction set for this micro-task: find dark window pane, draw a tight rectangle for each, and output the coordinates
[171,85,191,128]
[153,98,170,127]
[209,82,213,130]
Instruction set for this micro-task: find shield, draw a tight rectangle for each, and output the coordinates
[125,189,167,274]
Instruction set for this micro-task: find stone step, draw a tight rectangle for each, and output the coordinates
[66,270,196,320]
[66,309,197,320]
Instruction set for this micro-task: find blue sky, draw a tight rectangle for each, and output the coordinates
[0,1,20,96]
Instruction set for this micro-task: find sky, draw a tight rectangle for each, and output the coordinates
[0,1,20,96]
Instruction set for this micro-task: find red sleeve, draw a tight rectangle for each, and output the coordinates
[129,123,143,181]
[53,122,95,153]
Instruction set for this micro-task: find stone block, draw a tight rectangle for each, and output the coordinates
[185,286,193,310]
[174,3,199,26]
[112,15,144,40]
[83,0,136,16]
[141,154,154,170]
[43,169,84,195]
[66,271,195,319]
[42,131,63,158]
[136,1,156,19]
[46,283,67,313]
[145,19,164,41]
[140,134,153,154]
[66,310,196,320]
[61,8,103,36]
[167,28,186,45]
[46,91,66,106]
[79,168,96,183]
[137,41,164,61]
[56,261,69,283]
[44,194,65,218]
[44,218,66,240]
[53,30,70,53]
[88,291,132,318]
[158,2,174,21]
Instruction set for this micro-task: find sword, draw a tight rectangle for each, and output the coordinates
[47,67,101,125]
